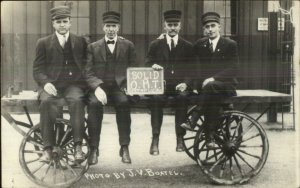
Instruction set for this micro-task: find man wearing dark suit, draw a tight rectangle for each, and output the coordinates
[85,11,137,164]
[33,6,87,162]
[181,12,239,148]
[146,10,195,155]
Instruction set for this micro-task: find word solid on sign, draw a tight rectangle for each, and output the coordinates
[127,67,164,95]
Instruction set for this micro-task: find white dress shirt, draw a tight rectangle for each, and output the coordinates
[56,31,69,48]
[166,34,178,50]
[105,35,117,53]
[209,35,220,52]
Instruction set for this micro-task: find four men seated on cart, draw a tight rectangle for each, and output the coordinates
[33,6,238,165]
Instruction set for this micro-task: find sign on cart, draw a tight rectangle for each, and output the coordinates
[127,68,164,95]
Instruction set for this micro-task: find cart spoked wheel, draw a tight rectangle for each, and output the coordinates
[183,105,204,161]
[19,119,90,188]
[193,111,269,185]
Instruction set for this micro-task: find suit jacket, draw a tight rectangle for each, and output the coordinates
[85,37,137,90]
[146,36,195,87]
[33,33,87,87]
[193,37,239,88]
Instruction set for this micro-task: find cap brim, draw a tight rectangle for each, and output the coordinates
[203,19,220,25]
[104,21,120,23]
[165,19,180,22]
[52,15,70,20]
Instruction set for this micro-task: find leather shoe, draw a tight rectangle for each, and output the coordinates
[74,144,85,163]
[88,148,98,165]
[150,135,159,155]
[181,110,200,131]
[119,145,131,164]
[39,148,52,162]
[180,122,194,131]
[176,137,185,152]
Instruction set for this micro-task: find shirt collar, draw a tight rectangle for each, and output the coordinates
[56,31,69,41]
[209,35,220,46]
[105,35,118,43]
[166,34,179,46]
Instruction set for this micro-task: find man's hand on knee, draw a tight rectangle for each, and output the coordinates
[44,83,57,96]
[95,86,107,105]
[202,77,215,88]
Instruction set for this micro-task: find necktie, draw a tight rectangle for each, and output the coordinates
[209,42,214,53]
[171,39,175,51]
[61,35,66,48]
[107,40,115,45]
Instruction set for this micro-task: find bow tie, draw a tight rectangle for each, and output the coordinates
[107,40,115,45]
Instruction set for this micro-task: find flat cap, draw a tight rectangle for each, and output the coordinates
[201,12,220,25]
[164,10,182,22]
[50,6,71,20]
[103,11,121,24]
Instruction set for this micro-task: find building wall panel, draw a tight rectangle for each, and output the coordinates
[95,1,107,36]
[121,0,133,35]
[1,2,14,95]
[1,0,292,98]
[12,1,27,91]
[26,1,41,90]
[1,1,52,95]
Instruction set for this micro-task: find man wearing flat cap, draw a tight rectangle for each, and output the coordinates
[85,11,137,164]
[181,12,239,148]
[33,6,88,162]
[146,10,195,155]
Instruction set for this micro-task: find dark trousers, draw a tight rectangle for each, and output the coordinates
[149,85,189,138]
[199,80,236,132]
[86,83,131,148]
[39,85,85,148]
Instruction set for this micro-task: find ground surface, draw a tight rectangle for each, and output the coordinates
[1,113,299,188]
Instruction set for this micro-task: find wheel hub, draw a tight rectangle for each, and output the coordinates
[223,141,238,156]
[52,146,64,161]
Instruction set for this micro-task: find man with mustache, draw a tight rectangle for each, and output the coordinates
[181,12,239,148]
[146,10,195,155]
[33,6,87,162]
[85,11,137,164]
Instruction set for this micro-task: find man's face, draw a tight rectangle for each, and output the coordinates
[164,21,181,37]
[103,23,120,39]
[203,21,221,39]
[52,17,71,35]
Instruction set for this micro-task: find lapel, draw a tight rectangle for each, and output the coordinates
[69,33,76,51]
[69,33,81,68]
[115,37,122,61]
[51,33,63,53]
[98,38,107,62]
[214,37,224,55]
[199,38,210,53]
[161,37,170,61]
[175,37,185,56]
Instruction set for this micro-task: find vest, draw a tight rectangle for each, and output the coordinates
[103,43,117,85]
[55,38,82,88]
